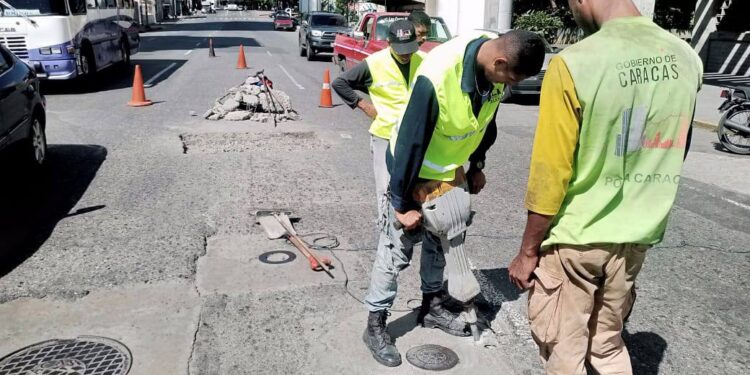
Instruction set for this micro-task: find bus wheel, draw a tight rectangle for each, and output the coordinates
[79,45,97,89]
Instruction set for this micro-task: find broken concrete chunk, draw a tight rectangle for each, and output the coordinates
[224,110,252,121]
[221,99,241,112]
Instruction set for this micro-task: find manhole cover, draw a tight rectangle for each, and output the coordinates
[405,344,459,371]
[0,336,132,375]
[258,250,296,264]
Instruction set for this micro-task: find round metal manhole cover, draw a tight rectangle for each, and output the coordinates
[405,344,459,371]
[0,336,131,375]
[258,250,297,265]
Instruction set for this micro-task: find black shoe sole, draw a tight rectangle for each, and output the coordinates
[421,320,472,337]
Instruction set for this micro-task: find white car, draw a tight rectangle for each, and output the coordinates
[227,4,238,11]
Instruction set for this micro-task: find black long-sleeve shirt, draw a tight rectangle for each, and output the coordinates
[331,55,412,109]
[388,37,499,212]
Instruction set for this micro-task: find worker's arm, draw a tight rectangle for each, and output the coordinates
[389,76,439,222]
[331,61,377,118]
[466,111,498,194]
[509,56,581,289]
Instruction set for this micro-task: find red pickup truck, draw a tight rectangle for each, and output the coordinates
[332,12,451,72]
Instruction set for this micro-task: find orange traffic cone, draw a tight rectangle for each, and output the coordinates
[236,44,247,69]
[319,69,333,108]
[208,38,216,57]
[128,65,152,107]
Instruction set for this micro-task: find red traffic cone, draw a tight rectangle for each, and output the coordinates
[319,69,333,108]
[236,44,247,69]
[128,65,152,107]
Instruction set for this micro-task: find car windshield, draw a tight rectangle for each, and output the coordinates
[373,16,452,42]
[311,14,346,27]
[0,0,67,16]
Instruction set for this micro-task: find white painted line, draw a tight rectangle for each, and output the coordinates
[195,42,201,47]
[278,64,305,90]
[266,50,272,57]
[184,50,193,56]
[684,184,750,211]
[144,62,178,88]
[340,133,352,139]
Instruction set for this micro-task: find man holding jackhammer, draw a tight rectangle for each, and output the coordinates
[508,0,702,373]
[332,20,424,221]
[362,30,546,367]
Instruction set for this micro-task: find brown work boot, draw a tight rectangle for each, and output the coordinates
[363,310,401,367]
[417,292,472,337]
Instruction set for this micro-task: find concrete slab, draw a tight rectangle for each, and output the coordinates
[197,234,369,296]
[311,309,518,374]
[0,281,199,375]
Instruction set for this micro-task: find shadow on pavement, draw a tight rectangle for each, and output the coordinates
[139,36,262,52]
[623,329,667,375]
[0,144,107,277]
[503,94,540,106]
[40,59,187,94]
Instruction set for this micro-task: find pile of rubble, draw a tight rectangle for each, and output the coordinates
[203,76,299,122]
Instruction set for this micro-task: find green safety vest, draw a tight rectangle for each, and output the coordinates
[544,17,703,247]
[391,34,504,181]
[366,49,423,139]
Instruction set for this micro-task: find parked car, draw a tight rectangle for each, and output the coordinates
[298,12,349,61]
[0,45,47,167]
[333,12,451,72]
[226,3,238,11]
[274,15,295,31]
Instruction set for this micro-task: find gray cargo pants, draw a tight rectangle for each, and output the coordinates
[363,188,446,312]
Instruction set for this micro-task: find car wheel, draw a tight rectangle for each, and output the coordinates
[306,42,314,61]
[26,115,47,168]
[118,38,131,70]
[299,38,306,57]
[501,85,512,102]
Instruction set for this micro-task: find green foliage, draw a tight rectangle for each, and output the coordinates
[513,10,563,40]
[653,0,695,30]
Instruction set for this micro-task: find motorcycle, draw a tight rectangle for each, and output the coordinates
[717,86,750,155]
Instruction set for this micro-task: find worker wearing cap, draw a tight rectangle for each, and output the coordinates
[361,30,546,367]
[507,1,703,374]
[332,20,424,225]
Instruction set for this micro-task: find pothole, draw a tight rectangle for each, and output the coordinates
[179,131,328,154]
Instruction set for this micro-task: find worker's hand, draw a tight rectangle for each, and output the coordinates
[508,251,539,290]
[467,169,486,194]
[357,100,378,119]
[395,210,422,231]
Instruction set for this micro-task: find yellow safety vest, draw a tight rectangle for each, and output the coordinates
[366,49,423,139]
[391,34,504,181]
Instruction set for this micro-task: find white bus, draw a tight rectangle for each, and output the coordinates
[0,0,141,80]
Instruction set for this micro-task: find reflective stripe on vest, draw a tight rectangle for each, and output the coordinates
[392,34,503,181]
[366,49,423,140]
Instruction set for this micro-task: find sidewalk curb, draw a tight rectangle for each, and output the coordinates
[694,119,718,132]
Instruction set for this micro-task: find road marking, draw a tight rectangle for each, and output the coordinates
[278,64,305,90]
[340,133,352,139]
[184,50,193,56]
[684,184,750,211]
[144,62,178,88]
[266,50,272,56]
[195,42,201,47]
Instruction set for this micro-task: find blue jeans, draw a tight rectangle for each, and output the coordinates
[364,196,446,312]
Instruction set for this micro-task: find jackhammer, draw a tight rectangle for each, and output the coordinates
[419,184,482,342]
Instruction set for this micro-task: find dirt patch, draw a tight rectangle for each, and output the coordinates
[179,132,328,154]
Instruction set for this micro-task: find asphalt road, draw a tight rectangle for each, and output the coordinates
[0,11,748,375]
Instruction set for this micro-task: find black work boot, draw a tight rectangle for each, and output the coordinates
[363,310,402,367]
[417,292,472,337]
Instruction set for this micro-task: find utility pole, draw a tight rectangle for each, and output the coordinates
[498,0,512,30]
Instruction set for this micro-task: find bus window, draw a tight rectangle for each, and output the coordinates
[69,0,87,14]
